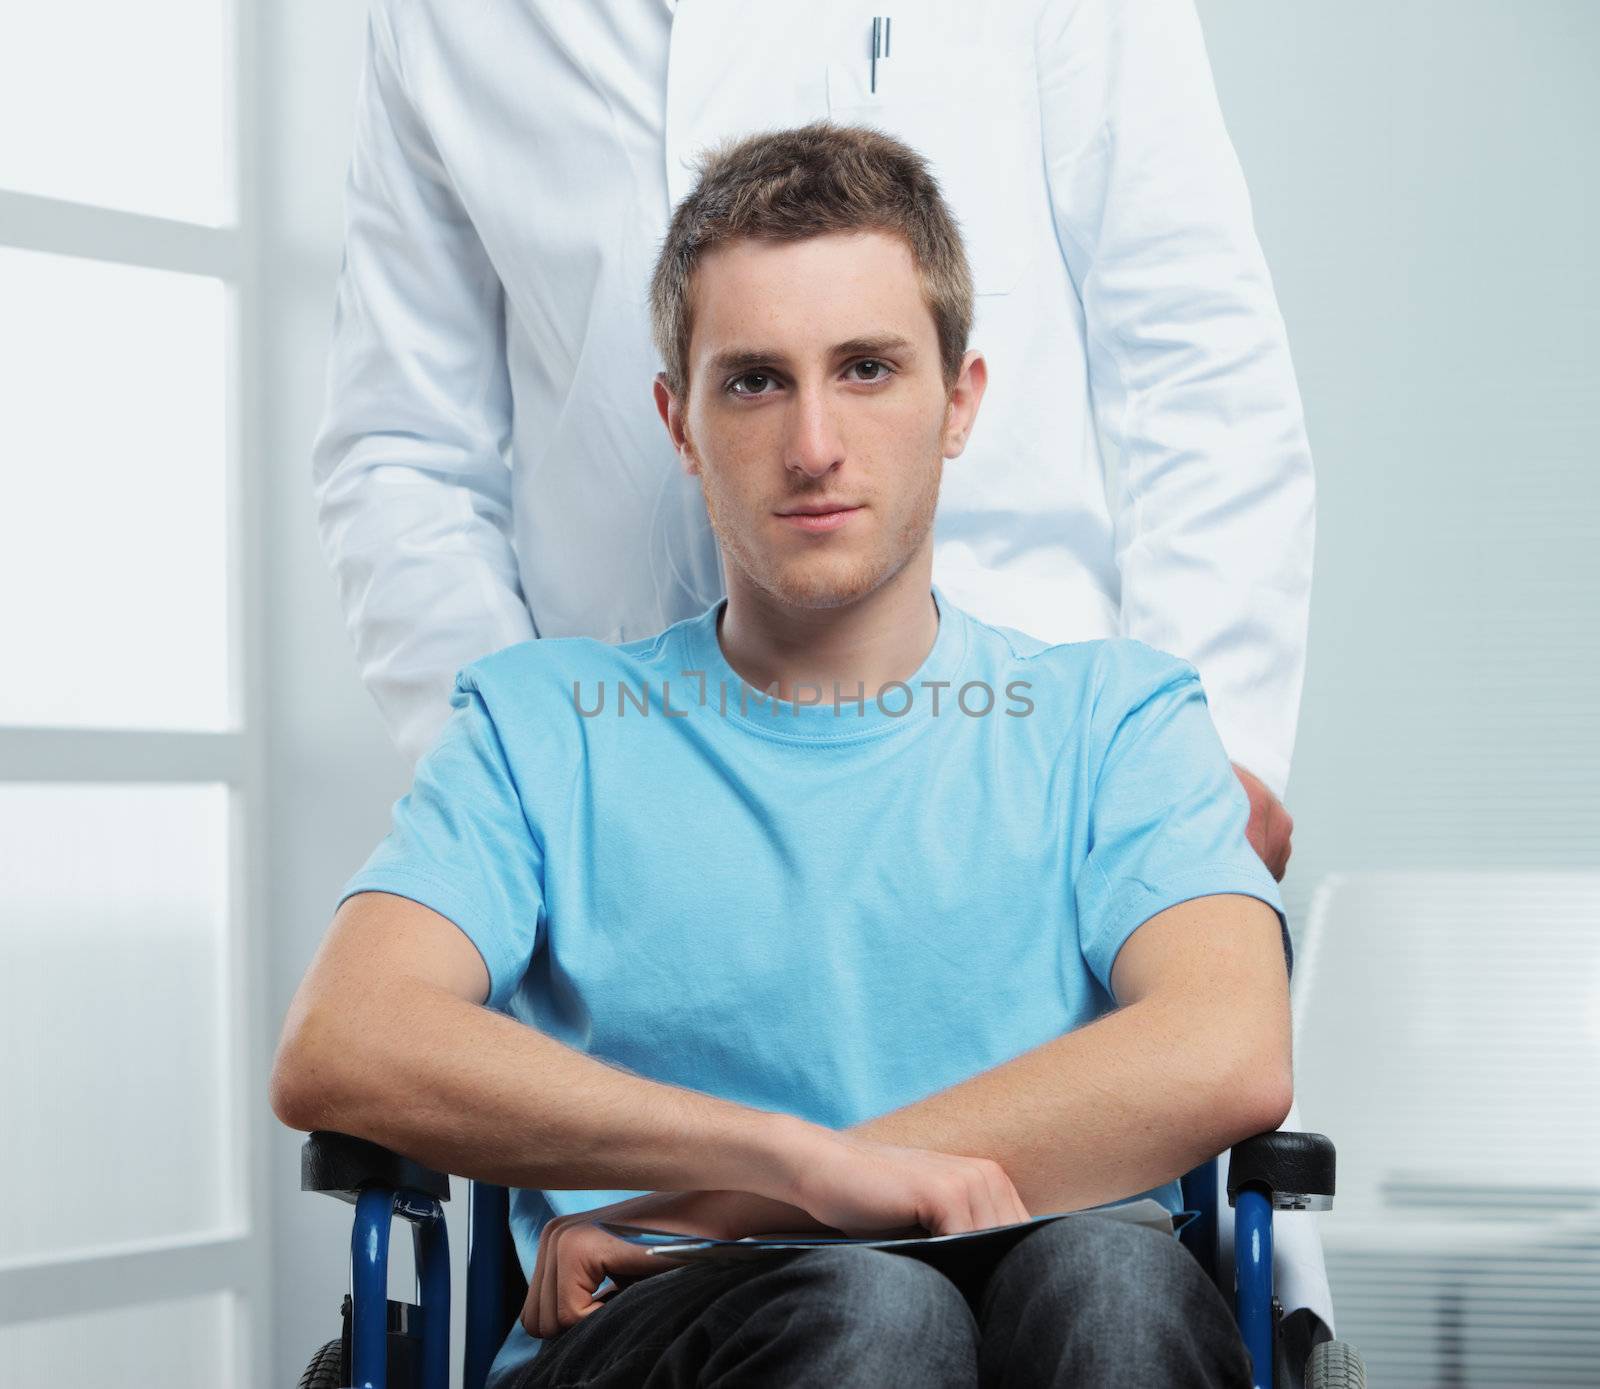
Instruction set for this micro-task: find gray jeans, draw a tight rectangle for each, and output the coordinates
[511,1214,1255,1388]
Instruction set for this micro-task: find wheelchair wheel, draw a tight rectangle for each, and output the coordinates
[295,1337,343,1389]
[1306,1338,1367,1389]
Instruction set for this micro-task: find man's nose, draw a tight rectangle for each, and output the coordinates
[783,386,846,479]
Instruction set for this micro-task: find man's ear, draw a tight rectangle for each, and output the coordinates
[653,372,699,476]
[652,371,677,436]
[941,350,988,460]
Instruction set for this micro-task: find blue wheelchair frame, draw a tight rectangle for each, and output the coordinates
[301,1127,1337,1389]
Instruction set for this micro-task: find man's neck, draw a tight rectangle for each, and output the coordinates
[716,569,940,705]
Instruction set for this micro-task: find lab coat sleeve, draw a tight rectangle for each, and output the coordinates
[1036,0,1315,800]
[312,0,535,769]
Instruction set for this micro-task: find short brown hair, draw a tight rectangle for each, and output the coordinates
[649,119,974,402]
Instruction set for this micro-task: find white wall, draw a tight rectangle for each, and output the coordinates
[259,3,1599,1383]
[1203,2,1599,904]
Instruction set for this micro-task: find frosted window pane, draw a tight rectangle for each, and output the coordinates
[0,1293,230,1389]
[0,3,229,224]
[0,784,231,1260]
[0,248,230,730]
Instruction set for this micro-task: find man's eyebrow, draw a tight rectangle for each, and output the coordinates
[706,334,918,376]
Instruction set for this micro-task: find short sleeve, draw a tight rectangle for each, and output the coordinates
[1074,641,1292,995]
[338,670,545,1011]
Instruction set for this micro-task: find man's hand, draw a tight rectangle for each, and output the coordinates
[524,1129,1031,1338]
[1232,762,1294,881]
[521,1188,825,1340]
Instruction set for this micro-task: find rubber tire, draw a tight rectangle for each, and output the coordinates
[295,1337,344,1389]
[1306,1339,1367,1389]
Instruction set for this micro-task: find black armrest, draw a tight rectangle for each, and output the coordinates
[301,1130,452,1206]
[1226,1130,1335,1212]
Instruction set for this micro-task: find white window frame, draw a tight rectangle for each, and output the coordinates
[0,3,272,1383]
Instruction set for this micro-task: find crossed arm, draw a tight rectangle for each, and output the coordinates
[271,887,1291,1218]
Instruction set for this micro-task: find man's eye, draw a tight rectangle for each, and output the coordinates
[728,372,775,397]
[727,361,892,396]
[850,359,893,382]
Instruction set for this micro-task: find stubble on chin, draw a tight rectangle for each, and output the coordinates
[698,448,944,611]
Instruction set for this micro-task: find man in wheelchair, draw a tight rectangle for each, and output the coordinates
[272,121,1297,1388]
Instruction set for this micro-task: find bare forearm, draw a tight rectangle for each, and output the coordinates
[272,978,808,1200]
[848,995,1292,1216]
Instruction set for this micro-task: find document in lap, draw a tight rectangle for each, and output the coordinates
[598,1198,1198,1275]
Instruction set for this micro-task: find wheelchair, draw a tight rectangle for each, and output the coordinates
[293,1127,1367,1389]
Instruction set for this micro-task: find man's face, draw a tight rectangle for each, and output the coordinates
[654,229,985,611]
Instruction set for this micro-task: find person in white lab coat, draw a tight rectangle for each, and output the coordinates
[310,0,1329,1336]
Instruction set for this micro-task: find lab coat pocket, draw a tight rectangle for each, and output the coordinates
[825,44,1042,296]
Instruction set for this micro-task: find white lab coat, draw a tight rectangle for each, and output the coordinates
[312,0,1331,1334]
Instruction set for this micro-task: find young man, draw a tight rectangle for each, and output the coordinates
[273,123,1293,1388]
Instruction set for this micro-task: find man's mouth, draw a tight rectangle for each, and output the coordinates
[776,502,863,533]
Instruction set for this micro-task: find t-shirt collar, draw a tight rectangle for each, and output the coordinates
[676,582,968,742]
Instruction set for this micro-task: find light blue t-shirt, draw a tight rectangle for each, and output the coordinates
[338,583,1290,1382]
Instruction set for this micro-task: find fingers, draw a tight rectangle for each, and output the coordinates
[532,1212,578,1339]
[1234,762,1294,882]
[1267,796,1293,880]
[1260,796,1282,879]
[527,1217,646,1339]
[975,1156,1028,1229]
[928,1157,1027,1235]
[523,1216,557,1338]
